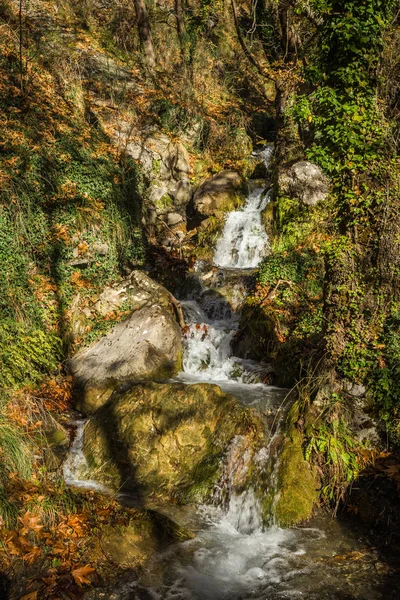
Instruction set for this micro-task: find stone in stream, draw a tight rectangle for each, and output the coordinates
[68,271,183,414]
[82,382,266,506]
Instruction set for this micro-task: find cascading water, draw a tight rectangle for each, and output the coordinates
[213,187,271,269]
[64,146,400,600]
[213,146,273,269]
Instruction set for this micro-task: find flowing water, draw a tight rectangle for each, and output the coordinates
[73,147,399,598]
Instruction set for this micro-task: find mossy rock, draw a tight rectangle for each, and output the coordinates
[274,429,319,527]
[193,171,247,217]
[82,382,266,504]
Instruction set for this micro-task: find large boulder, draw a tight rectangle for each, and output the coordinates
[82,382,266,505]
[193,171,246,216]
[69,272,184,414]
[279,160,329,206]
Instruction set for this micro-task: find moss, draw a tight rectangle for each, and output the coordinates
[155,193,174,212]
[98,510,193,568]
[151,158,161,176]
[274,429,319,527]
[178,454,223,503]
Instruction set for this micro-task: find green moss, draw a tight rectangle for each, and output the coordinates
[155,193,174,212]
[152,158,161,176]
[179,454,223,503]
[274,429,319,527]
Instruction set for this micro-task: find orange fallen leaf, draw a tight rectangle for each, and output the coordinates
[24,545,41,564]
[19,511,44,535]
[71,564,95,587]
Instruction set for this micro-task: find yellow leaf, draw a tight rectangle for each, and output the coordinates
[20,592,38,600]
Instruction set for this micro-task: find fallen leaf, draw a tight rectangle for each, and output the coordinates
[20,592,38,600]
[71,564,95,587]
[19,511,44,535]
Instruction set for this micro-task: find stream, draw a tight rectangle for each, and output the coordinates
[71,148,400,599]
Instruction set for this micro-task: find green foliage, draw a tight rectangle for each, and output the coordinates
[368,310,400,444]
[304,395,362,505]
[0,321,61,389]
[0,54,145,386]
[306,421,359,500]
[310,0,397,87]
[0,207,43,323]
[286,0,400,452]
[259,248,322,289]
[293,90,388,177]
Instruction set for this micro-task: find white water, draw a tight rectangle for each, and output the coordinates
[62,421,109,493]
[213,145,273,269]
[213,187,271,269]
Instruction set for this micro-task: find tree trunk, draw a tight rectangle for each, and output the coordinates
[278,1,298,61]
[174,0,186,54]
[133,0,156,72]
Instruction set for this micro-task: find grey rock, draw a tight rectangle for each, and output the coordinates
[93,243,109,256]
[167,212,184,226]
[94,270,179,317]
[69,304,183,414]
[69,271,185,413]
[344,381,366,397]
[170,178,192,206]
[280,161,330,206]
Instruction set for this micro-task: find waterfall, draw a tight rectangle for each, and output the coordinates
[213,145,273,269]
[177,146,283,531]
[213,187,271,269]
[63,421,109,493]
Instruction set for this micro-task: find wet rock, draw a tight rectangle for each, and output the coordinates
[69,306,183,414]
[193,171,246,216]
[43,428,69,471]
[82,382,266,503]
[96,510,193,568]
[279,160,330,206]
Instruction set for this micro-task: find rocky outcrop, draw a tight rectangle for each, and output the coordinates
[69,272,183,414]
[82,382,266,504]
[193,171,246,216]
[279,160,329,206]
[94,510,193,569]
[112,124,192,241]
